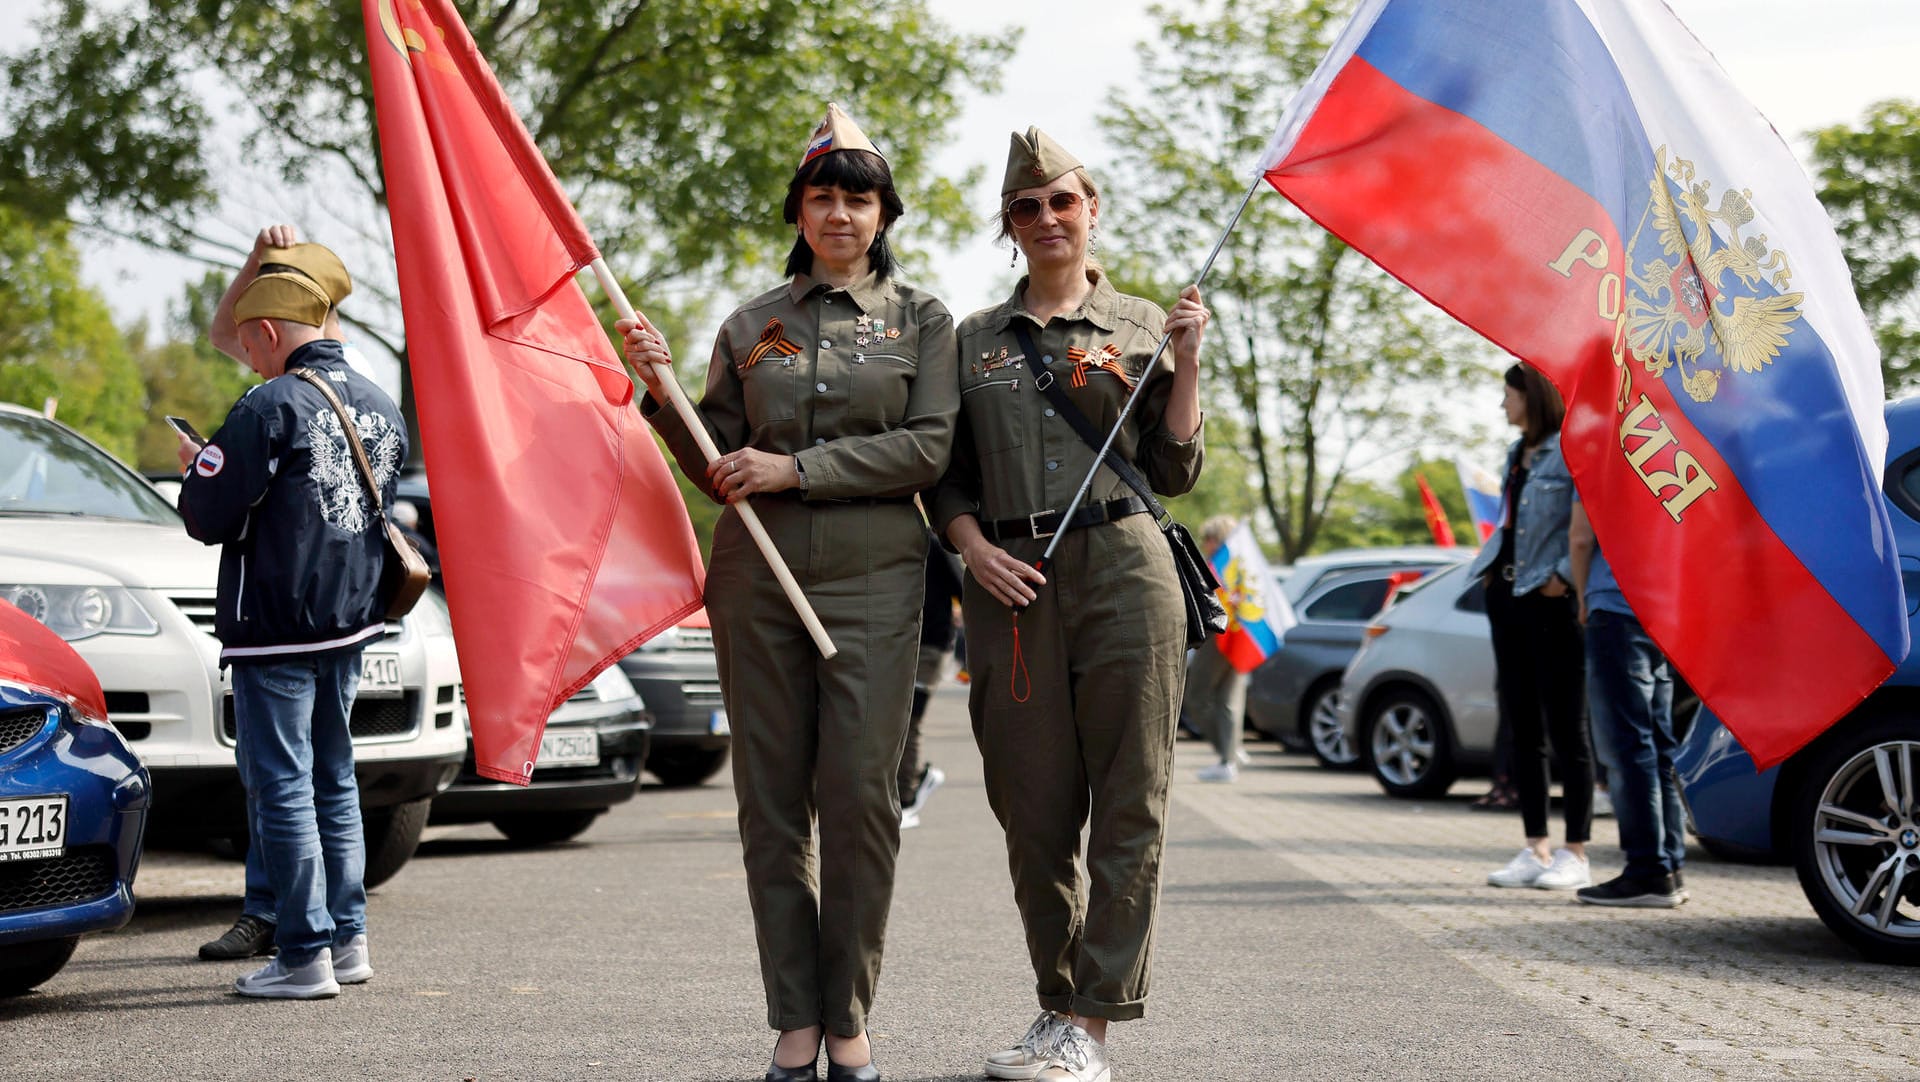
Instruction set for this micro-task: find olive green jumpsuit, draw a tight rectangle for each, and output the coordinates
[931,268,1203,1021]
[647,270,958,1037]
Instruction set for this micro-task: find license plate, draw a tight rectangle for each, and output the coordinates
[710,709,730,736]
[359,652,403,697]
[537,729,600,768]
[0,796,68,864]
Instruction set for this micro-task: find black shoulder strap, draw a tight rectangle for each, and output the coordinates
[1011,324,1169,525]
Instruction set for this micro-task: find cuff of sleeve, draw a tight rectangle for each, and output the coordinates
[793,445,844,501]
[929,488,979,553]
[1161,410,1206,460]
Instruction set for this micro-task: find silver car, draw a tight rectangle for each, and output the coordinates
[1337,562,1499,798]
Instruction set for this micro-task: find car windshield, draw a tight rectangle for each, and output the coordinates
[0,412,180,526]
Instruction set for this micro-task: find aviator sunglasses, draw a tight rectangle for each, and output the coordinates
[1005,190,1086,230]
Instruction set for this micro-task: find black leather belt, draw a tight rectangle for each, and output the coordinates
[980,496,1149,542]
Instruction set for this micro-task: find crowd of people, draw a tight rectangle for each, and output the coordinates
[171,100,1683,1082]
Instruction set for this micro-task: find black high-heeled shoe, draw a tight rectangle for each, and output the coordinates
[823,1058,878,1082]
[765,1037,820,1082]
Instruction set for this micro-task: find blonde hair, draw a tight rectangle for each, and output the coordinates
[1200,516,1238,546]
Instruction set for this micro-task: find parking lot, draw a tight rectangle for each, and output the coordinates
[3,691,1916,1081]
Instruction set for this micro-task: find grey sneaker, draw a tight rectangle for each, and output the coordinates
[199,914,276,961]
[1037,1024,1111,1082]
[233,953,339,999]
[1196,761,1239,783]
[1533,848,1593,890]
[986,1011,1069,1080]
[332,934,373,984]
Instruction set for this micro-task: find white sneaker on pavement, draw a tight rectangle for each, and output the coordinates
[1487,848,1551,888]
[1592,789,1615,818]
[331,934,372,984]
[1036,1023,1112,1082]
[899,807,921,831]
[1533,847,1593,890]
[1196,761,1238,783]
[1234,748,1253,766]
[233,952,340,999]
[986,1011,1069,1080]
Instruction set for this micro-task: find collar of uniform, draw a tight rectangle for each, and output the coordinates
[994,266,1119,334]
[283,337,346,373]
[787,269,889,313]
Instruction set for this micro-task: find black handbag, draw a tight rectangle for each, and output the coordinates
[1011,327,1228,645]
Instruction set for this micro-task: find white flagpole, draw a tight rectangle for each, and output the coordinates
[1037,175,1265,567]
[589,258,838,660]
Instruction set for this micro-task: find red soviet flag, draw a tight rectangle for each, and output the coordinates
[1415,474,1456,548]
[364,0,704,784]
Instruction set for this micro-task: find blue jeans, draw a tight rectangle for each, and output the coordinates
[231,652,367,966]
[1585,610,1684,879]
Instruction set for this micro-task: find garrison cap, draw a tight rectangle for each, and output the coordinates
[258,241,353,306]
[1003,126,1085,196]
[800,102,884,171]
[232,272,331,328]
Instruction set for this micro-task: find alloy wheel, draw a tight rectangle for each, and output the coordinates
[1371,702,1436,787]
[1810,739,1920,943]
[1308,689,1355,766]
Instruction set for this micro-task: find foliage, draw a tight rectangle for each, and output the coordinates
[0,205,144,459]
[128,272,260,473]
[1099,0,1497,562]
[1810,99,1920,392]
[1312,457,1476,553]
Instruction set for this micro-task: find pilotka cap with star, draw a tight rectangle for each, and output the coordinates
[1003,126,1085,196]
[799,102,885,171]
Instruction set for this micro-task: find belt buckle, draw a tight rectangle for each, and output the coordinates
[1029,510,1057,539]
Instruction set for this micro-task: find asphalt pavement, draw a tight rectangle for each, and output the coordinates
[4,687,1916,1081]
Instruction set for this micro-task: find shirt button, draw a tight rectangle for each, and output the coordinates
[815,437,827,446]
[820,339,832,349]
[1044,408,1056,418]
[1042,355,1053,364]
[816,382,828,393]
[1046,460,1059,471]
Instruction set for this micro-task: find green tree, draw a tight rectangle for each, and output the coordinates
[1811,99,1920,391]
[1311,458,1473,553]
[1100,0,1497,562]
[129,272,260,473]
[0,204,144,458]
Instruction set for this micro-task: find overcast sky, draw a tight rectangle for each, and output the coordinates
[19,0,1920,364]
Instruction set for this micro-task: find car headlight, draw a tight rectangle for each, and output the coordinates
[0,585,159,641]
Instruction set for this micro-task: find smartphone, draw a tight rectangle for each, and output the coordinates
[164,415,206,446]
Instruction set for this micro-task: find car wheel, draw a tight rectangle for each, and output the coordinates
[1791,717,1920,965]
[362,797,432,889]
[492,810,604,847]
[1304,683,1359,769]
[647,746,730,788]
[0,936,79,997]
[1364,689,1457,799]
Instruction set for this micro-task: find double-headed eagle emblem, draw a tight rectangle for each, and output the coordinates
[1625,147,1804,403]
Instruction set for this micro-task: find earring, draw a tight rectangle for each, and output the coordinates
[1010,247,1019,268]
[1089,226,1099,256]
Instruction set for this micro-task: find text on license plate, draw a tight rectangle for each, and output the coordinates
[0,795,68,863]
[537,730,600,768]
[359,652,403,696]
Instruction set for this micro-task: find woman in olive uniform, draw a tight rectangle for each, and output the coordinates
[619,104,958,1082]
[931,129,1208,1082]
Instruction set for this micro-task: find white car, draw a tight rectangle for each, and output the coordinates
[0,403,465,885]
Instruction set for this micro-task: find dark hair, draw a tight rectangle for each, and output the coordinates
[1506,363,1566,445]
[782,149,903,279]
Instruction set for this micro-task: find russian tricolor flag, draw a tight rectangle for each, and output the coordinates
[1260,0,1904,768]
[1211,522,1296,674]
[1456,456,1503,544]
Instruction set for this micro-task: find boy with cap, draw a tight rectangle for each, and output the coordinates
[179,228,406,999]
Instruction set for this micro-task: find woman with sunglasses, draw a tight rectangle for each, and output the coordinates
[620,104,959,1082]
[930,128,1208,1082]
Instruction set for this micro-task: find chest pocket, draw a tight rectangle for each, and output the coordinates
[737,353,800,427]
[959,366,1025,456]
[849,350,916,424]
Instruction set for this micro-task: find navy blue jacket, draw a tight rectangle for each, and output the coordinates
[179,340,408,662]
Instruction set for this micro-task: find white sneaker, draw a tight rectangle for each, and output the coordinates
[332,934,372,984]
[1534,848,1593,890]
[986,1011,1069,1080]
[1234,748,1253,766]
[912,764,946,809]
[233,952,339,999]
[1196,761,1238,783]
[1037,1023,1112,1082]
[1593,789,1615,818]
[1487,848,1551,888]
[899,807,921,831]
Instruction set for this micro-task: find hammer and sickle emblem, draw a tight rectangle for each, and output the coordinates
[378,0,430,59]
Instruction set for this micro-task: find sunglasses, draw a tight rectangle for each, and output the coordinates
[1005,190,1086,230]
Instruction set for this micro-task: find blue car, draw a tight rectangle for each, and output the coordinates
[0,600,152,996]
[1677,398,1920,966]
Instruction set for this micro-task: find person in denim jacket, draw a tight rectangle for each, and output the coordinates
[1469,364,1596,892]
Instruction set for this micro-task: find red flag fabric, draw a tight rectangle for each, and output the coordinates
[1415,474,1456,548]
[0,599,108,723]
[364,0,704,784]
